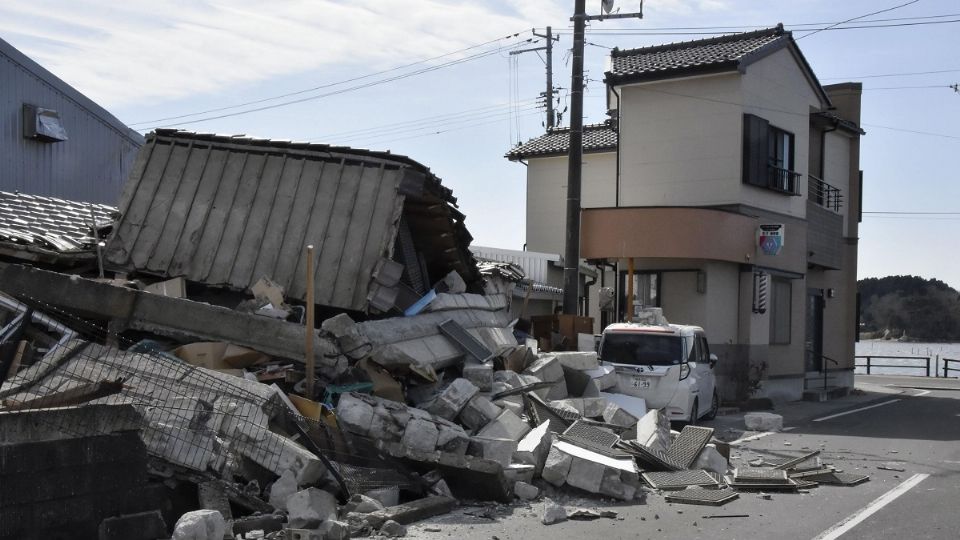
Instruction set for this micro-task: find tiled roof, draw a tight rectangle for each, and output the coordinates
[812,111,865,135]
[0,191,116,253]
[505,123,618,160]
[607,25,788,83]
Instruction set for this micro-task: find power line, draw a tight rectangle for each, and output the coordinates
[864,211,960,215]
[821,68,960,80]
[862,84,954,90]
[862,123,960,140]
[128,31,528,127]
[566,13,960,32]
[570,16,959,36]
[795,0,920,40]
[341,109,544,148]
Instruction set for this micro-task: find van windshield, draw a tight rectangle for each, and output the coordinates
[600,333,683,366]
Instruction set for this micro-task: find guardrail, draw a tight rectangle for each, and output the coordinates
[944,357,960,378]
[855,355,933,376]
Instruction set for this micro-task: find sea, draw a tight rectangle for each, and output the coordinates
[855,340,960,378]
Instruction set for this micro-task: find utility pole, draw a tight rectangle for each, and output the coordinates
[509,27,560,129]
[562,0,643,316]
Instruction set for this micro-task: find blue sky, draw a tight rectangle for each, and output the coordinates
[2,0,958,288]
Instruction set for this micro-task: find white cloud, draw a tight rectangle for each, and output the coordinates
[0,0,556,107]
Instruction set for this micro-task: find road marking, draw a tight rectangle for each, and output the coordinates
[812,473,929,540]
[913,389,932,397]
[812,399,902,422]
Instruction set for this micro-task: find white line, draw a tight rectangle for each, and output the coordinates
[813,399,902,422]
[783,426,797,431]
[729,431,773,445]
[913,389,932,397]
[812,473,929,540]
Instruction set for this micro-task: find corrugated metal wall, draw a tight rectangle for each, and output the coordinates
[0,44,142,205]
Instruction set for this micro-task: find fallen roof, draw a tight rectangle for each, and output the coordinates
[605,24,831,107]
[104,129,479,313]
[505,123,618,161]
[0,191,116,262]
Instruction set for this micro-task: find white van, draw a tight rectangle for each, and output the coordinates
[598,323,719,424]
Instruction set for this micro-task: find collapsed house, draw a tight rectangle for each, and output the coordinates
[0,131,868,540]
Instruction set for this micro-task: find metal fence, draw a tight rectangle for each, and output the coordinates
[855,355,960,378]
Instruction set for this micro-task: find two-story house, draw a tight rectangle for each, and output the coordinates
[506,25,863,402]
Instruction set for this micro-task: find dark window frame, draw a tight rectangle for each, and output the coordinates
[743,113,801,195]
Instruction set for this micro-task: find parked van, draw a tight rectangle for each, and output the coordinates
[598,323,719,424]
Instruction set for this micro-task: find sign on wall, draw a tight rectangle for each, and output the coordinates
[758,224,785,256]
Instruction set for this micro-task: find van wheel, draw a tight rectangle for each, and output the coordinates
[704,390,719,421]
[687,398,699,426]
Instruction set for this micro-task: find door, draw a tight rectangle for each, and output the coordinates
[805,290,824,372]
[692,333,715,417]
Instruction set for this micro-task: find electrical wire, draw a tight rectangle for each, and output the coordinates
[795,0,920,40]
[558,13,960,33]
[821,68,960,80]
[128,31,529,127]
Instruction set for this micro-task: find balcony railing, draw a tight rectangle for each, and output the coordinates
[808,174,843,212]
[767,165,802,195]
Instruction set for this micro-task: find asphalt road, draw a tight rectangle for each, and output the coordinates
[409,376,960,540]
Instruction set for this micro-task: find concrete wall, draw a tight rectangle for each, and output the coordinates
[822,130,852,235]
[525,152,616,255]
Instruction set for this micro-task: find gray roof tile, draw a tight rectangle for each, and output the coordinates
[506,123,618,160]
[0,191,116,253]
[607,25,787,83]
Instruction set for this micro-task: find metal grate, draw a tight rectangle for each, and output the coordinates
[564,419,619,448]
[728,479,800,491]
[665,488,739,506]
[773,450,821,470]
[733,468,791,484]
[665,425,714,468]
[619,440,684,471]
[805,472,870,486]
[642,470,720,490]
[438,319,494,363]
[793,479,819,489]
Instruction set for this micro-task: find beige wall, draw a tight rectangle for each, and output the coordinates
[822,130,852,235]
[525,152,616,255]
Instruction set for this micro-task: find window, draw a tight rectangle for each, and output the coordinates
[770,277,792,344]
[743,114,799,195]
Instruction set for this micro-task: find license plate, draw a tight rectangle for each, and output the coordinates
[632,376,651,389]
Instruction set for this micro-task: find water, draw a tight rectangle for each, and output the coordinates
[855,340,960,377]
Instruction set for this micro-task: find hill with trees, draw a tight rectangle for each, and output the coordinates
[858,275,960,341]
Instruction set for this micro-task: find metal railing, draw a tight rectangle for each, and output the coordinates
[768,165,802,195]
[806,349,839,391]
[808,174,843,212]
[944,358,960,377]
[856,355,933,376]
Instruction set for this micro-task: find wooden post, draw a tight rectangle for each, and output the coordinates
[305,245,316,399]
[626,257,634,323]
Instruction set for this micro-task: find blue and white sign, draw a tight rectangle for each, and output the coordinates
[758,224,784,256]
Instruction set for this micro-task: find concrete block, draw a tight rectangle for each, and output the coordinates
[541,444,572,487]
[476,410,531,442]
[172,509,226,540]
[514,421,551,473]
[541,500,567,525]
[369,405,405,441]
[554,351,599,371]
[566,455,605,493]
[436,424,471,456]
[598,467,639,501]
[634,409,671,453]
[523,355,567,400]
[364,487,400,508]
[336,393,375,436]
[401,418,440,453]
[584,365,618,390]
[426,378,479,420]
[503,463,536,484]
[744,412,783,432]
[316,520,350,540]
[695,444,729,477]
[494,396,524,417]
[343,494,385,514]
[286,488,338,528]
[599,392,647,419]
[458,394,503,432]
[602,402,639,428]
[380,519,407,537]
[268,469,298,510]
[550,398,584,416]
[463,363,494,392]
[468,436,518,467]
[577,333,597,352]
[362,496,456,528]
[514,481,540,500]
[492,370,523,388]
[98,510,167,540]
[581,397,609,418]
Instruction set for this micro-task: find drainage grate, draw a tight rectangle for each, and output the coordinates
[805,472,870,486]
[619,440,685,471]
[665,425,714,469]
[728,479,800,491]
[642,470,720,490]
[564,420,619,448]
[733,468,791,484]
[665,488,739,506]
